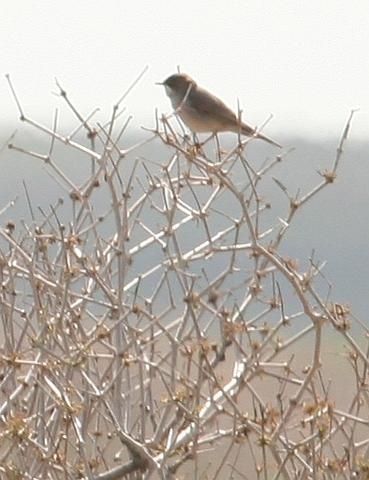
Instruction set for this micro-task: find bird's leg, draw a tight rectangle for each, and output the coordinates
[190,132,210,156]
[193,133,215,148]
[191,132,202,154]
[184,133,204,158]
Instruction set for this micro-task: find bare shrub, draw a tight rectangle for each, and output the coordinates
[0,74,367,480]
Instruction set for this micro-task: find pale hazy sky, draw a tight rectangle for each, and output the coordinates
[2,0,369,141]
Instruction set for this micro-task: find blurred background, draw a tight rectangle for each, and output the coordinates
[1,0,368,139]
[1,0,368,322]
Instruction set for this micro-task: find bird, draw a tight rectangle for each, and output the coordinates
[158,73,281,148]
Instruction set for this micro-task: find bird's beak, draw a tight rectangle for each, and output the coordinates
[155,81,164,86]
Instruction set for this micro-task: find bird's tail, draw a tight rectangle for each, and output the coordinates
[241,124,282,148]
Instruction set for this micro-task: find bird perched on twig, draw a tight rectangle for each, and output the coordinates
[158,73,281,148]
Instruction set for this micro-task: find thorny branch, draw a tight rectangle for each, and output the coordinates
[0,75,365,480]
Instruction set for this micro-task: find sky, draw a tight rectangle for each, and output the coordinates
[1,0,369,142]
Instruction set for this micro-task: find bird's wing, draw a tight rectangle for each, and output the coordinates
[187,85,282,147]
[188,86,239,123]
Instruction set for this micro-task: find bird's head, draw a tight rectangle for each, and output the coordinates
[158,73,196,100]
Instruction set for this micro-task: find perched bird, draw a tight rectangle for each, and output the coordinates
[159,73,281,148]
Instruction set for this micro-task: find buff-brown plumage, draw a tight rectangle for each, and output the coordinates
[160,73,281,148]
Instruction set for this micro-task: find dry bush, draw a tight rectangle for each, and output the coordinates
[0,74,368,480]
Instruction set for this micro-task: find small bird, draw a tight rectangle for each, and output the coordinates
[159,73,281,148]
